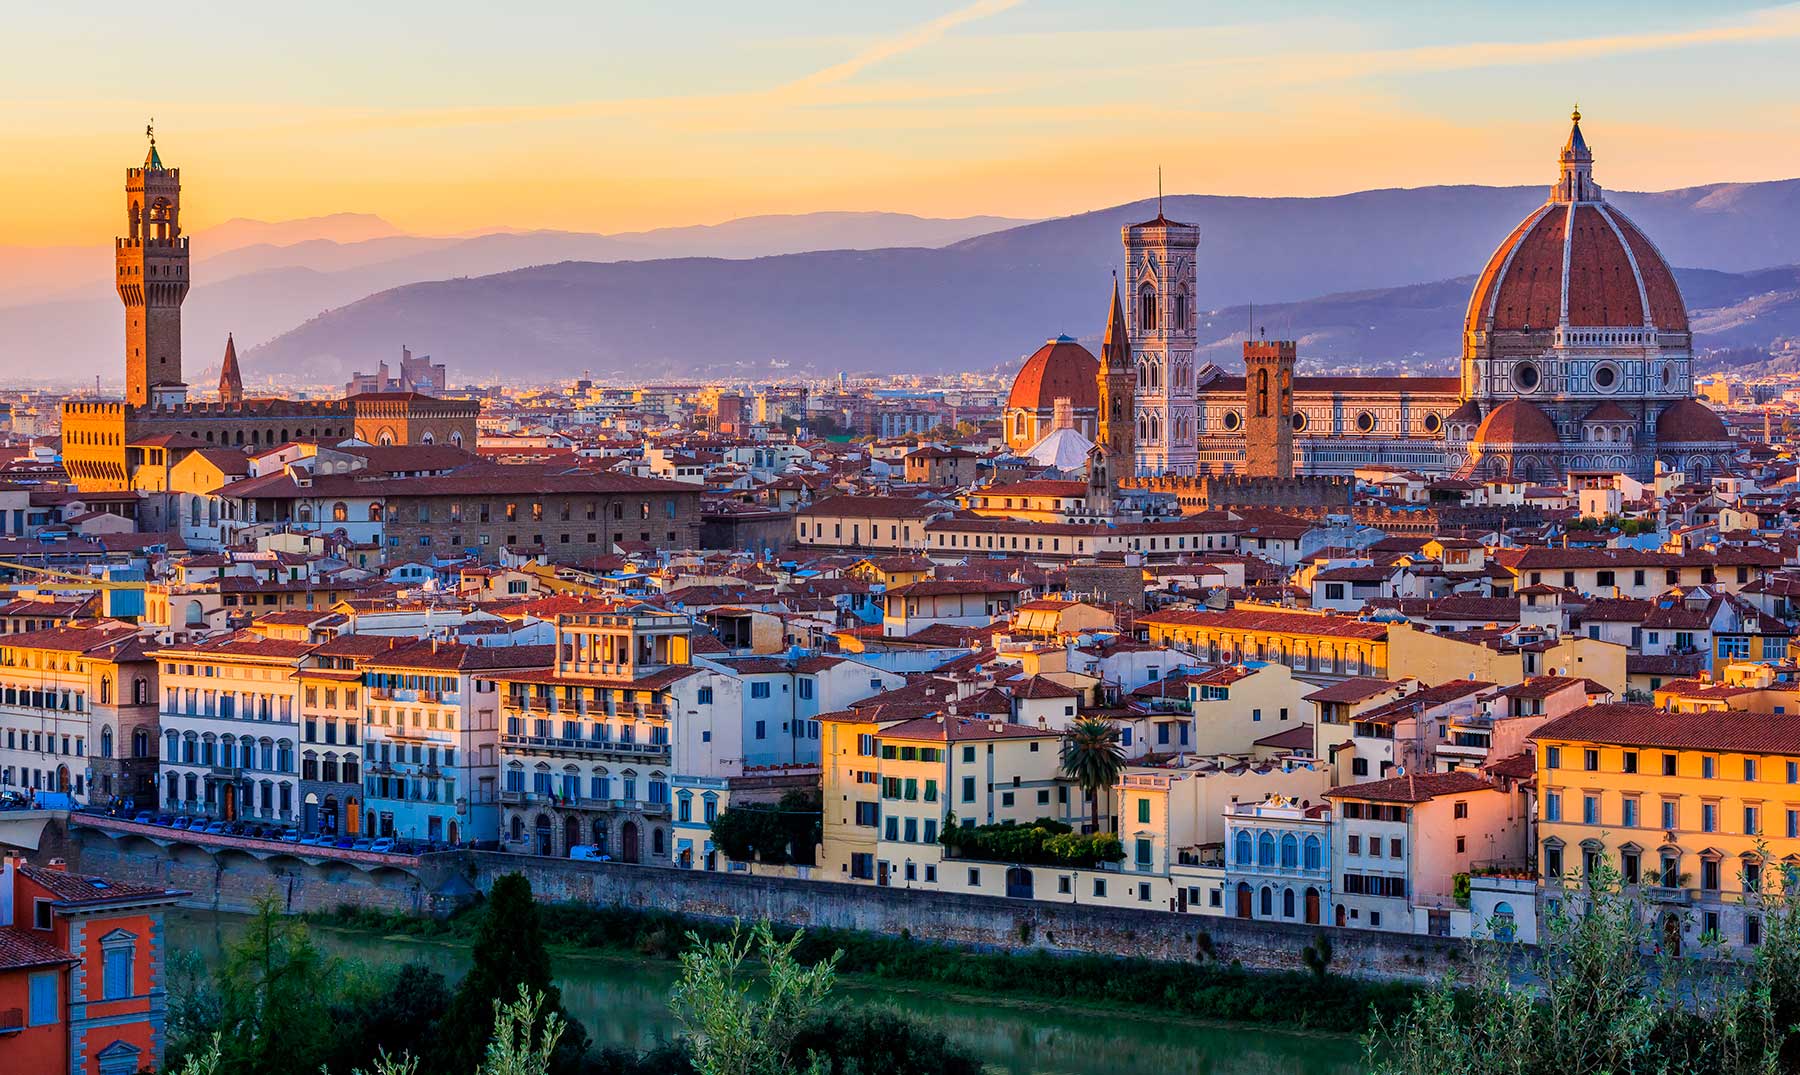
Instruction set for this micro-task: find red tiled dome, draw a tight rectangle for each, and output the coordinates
[1473,400,1559,445]
[1466,204,1687,334]
[1465,117,1687,336]
[1446,399,1484,424]
[1655,399,1729,443]
[1007,336,1098,412]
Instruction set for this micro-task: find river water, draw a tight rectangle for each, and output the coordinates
[166,909,1362,1075]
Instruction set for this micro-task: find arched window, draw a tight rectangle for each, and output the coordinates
[100,726,113,758]
[133,728,149,758]
[1280,833,1298,868]
[1303,835,1322,871]
[1138,286,1158,331]
[100,677,111,705]
[1174,290,1189,330]
[369,503,383,522]
[1256,368,1270,418]
[451,432,464,448]
[1234,831,1252,865]
[421,432,435,445]
[1259,886,1273,917]
[332,502,348,522]
[1282,888,1296,918]
[190,498,202,527]
[1257,832,1275,867]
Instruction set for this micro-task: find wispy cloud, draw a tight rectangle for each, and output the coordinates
[779,0,1025,95]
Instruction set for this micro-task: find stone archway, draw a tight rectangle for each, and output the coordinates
[621,820,640,864]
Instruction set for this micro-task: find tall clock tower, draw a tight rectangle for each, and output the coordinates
[118,127,189,408]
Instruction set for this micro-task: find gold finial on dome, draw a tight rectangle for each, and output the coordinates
[1571,103,1581,123]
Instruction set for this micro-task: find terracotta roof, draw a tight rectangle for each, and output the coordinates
[879,715,1060,743]
[1253,724,1314,750]
[368,640,555,673]
[886,579,1030,599]
[1473,400,1559,445]
[797,494,945,520]
[1465,193,1687,334]
[1007,337,1100,412]
[1140,608,1388,641]
[1355,680,1494,725]
[1656,400,1731,444]
[1535,703,1800,754]
[1303,677,1402,704]
[18,863,176,904]
[1326,769,1496,803]
[0,926,76,972]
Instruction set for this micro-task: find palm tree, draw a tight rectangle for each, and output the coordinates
[1060,717,1125,834]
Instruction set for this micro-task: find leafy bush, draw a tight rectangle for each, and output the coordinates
[939,818,1123,867]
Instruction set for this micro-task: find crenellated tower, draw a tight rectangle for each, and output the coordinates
[1243,338,1297,478]
[1088,279,1134,515]
[118,126,189,408]
[1122,205,1200,475]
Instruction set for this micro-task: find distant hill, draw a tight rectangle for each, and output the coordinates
[12,179,1800,384]
[238,181,1800,383]
[0,210,1030,382]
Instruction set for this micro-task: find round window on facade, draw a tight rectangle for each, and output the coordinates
[1514,363,1540,391]
[1594,364,1618,390]
[1662,365,1674,389]
[1222,411,1242,432]
[1422,413,1442,434]
[1356,411,1376,433]
[1291,412,1308,432]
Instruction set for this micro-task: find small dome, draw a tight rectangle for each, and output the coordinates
[1473,400,1559,445]
[1446,399,1484,424]
[1007,336,1098,412]
[1582,402,1633,423]
[1655,400,1729,443]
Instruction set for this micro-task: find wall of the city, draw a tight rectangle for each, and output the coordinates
[59,823,1470,982]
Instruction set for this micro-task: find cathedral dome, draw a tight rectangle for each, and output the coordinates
[1465,113,1687,336]
[1007,336,1099,412]
[1473,400,1559,445]
[1655,399,1730,443]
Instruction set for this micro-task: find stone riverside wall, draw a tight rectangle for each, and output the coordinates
[57,822,1469,985]
[463,852,1470,985]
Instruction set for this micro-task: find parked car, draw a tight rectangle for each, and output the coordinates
[332,836,356,849]
[280,830,302,844]
[132,811,154,824]
[369,838,396,854]
[153,814,174,826]
[170,817,192,830]
[351,838,374,852]
[568,844,610,862]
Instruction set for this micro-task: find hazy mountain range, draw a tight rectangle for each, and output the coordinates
[6,179,1800,385]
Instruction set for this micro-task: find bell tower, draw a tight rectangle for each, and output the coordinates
[118,124,189,408]
[1088,279,1134,516]
[1122,201,1199,476]
[1243,337,1297,478]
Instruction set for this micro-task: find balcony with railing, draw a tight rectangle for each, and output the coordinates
[496,789,670,816]
[500,732,670,761]
[369,686,464,705]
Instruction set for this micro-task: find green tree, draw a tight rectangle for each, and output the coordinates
[323,963,453,1073]
[789,1009,984,1075]
[432,874,590,1074]
[708,790,822,866]
[1366,855,1798,1074]
[214,895,336,1075]
[1059,717,1125,833]
[671,921,839,1075]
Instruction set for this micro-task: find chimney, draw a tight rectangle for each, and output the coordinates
[46,857,67,872]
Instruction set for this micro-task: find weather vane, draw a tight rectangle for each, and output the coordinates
[146,117,155,145]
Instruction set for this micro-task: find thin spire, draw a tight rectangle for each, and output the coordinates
[1102,274,1131,370]
[218,333,244,404]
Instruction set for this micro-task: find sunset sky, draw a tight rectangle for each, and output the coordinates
[6,0,1799,246]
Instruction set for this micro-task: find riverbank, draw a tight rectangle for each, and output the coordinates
[308,897,1417,1036]
[171,907,1362,1075]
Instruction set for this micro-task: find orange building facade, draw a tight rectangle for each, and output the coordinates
[0,852,183,1075]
